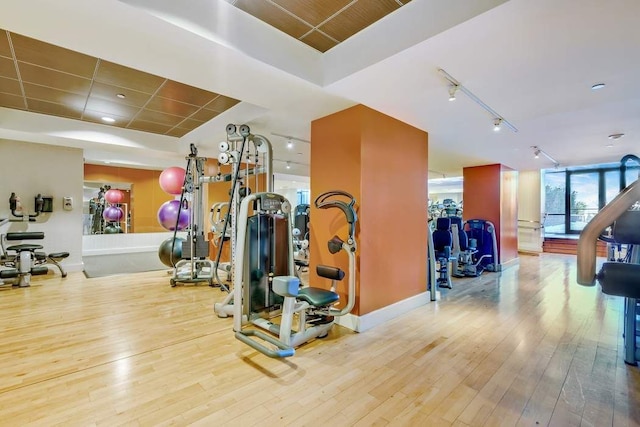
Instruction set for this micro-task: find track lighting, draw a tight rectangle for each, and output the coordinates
[287,139,293,149]
[531,146,559,167]
[438,68,518,133]
[286,161,291,169]
[493,118,502,132]
[448,85,457,101]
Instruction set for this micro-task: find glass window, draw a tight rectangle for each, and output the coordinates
[568,172,599,232]
[296,190,310,206]
[605,170,620,204]
[543,171,566,234]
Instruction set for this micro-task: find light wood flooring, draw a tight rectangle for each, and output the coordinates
[0,253,638,426]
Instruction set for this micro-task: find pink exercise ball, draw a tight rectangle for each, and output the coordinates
[157,200,190,231]
[103,206,124,222]
[159,167,186,195]
[104,189,125,204]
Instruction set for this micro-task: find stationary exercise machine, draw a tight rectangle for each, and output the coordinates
[432,217,453,289]
[459,219,499,276]
[233,190,357,358]
[578,154,640,365]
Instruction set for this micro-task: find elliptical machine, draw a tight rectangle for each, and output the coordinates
[233,190,357,358]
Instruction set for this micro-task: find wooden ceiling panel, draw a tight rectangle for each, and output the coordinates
[145,95,200,117]
[319,0,400,42]
[1,28,242,137]
[89,82,152,108]
[83,109,132,126]
[18,62,91,94]
[135,109,184,127]
[0,76,21,96]
[0,56,18,79]
[272,0,352,27]
[128,119,173,134]
[156,80,218,106]
[205,95,241,112]
[85,96,140,118]
[233,0,313,38]
[0,31,11,58]
[95,60,165,94]
[23,83,87,108]
[0,92,26,110]
[190,108,220,122]
[27,98,82,119]
[10,33,97,79]
[178,118,205,131]
[165,127,191,138]
[300,30,339,53]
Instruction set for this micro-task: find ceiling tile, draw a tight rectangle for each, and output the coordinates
[205,95,241,112]
[18,62,91,94]
[128,119,173,134]
[146,95,200,117]
[156,80,217,106]
[178,118,205,130]
[89,82,152,108]
[0,76,21,96]
[23,83,87,109]
[165,127,191,137]
[0,92,26,109]
[272,0,352,27]
[136,108,185,126]
[83,109,132,126]
[300,30,338,53]
[0,56,18,79]
[10,33,97,78]
[0,31,11,58]
[26,98,82,119]
[233,0,313,38]
[85,96,140,118]
[95,60,165,94]
[319,0,400,42]
[190,108,220,122]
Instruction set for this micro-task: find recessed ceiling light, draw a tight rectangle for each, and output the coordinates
[116,93,126,99]
[101,117,115,123]
[591,83,606,90]
[608,133,625,140]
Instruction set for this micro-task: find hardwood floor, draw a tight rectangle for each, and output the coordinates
[0,254,638,426]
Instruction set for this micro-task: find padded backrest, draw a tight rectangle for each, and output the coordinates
[316,264,345,281]
[612,210,640,244]
[449,216,468,250]
[436,217,451,231]
[433,218,452,250]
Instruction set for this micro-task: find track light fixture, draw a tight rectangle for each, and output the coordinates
[286,161,291,169]
[448,85,458,101]
[438,68,518,133]
[531,146,559,168]
[493,118,502,132]
[287,139,293,149]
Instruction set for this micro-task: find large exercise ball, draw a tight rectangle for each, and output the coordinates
[158,236,185,267]
[104,224,122,234]
[157,200,190,231]
[104,189,125,204]
[159,167,186,195]
[103,206,124,222]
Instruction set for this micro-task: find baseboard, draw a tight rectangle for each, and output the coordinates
[335,291,432,333]
[53,262,84,273]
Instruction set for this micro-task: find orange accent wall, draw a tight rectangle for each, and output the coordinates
[462,164,518,265]
[84,164,172,233]
[311,104,428,316]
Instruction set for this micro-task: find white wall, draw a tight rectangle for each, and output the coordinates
[0,139,84,271]
[517,170,543,253]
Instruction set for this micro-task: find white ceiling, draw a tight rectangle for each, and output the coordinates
[1,0,638,179]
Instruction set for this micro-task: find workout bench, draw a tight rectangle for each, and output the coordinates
[0,232,69,287]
